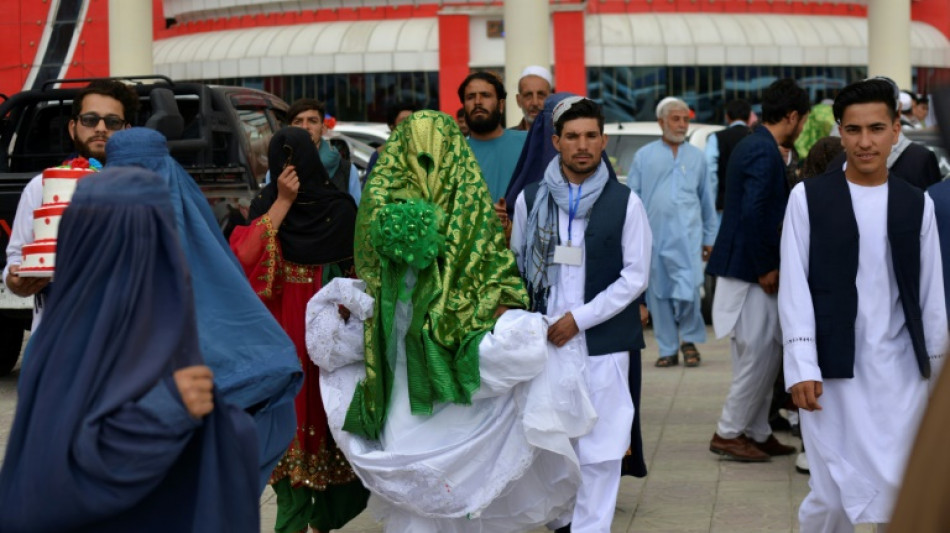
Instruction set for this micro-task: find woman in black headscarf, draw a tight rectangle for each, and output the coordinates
[229,127,366,533]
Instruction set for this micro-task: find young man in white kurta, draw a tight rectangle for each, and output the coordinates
[780,78,947,532]
[511,98,652,532]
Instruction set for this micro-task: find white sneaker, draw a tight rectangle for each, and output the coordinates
[795,451,809,474]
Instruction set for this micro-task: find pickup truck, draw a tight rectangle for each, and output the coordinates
[0,76,291,374]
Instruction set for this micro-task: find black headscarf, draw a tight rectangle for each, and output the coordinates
[248,127,357,265]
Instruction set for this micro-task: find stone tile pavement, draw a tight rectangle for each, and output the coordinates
[3,331,874,532]
[260,326,874,533]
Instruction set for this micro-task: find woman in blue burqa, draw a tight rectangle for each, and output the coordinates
[104,127,303,489]
[0,168,261,532]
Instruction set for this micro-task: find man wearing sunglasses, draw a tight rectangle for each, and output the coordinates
[3,80,139,331]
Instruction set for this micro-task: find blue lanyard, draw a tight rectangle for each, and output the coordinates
[567,183,582,246]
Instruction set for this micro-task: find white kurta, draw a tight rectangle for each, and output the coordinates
[511,189,652,464]
[780,181,948,526]
[511,188,651,531]
[3,174,44,329]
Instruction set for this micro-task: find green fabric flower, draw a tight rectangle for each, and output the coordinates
[369,200,444,271]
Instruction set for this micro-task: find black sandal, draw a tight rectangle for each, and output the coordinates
[655,354,679,367]
[681,342,701,367]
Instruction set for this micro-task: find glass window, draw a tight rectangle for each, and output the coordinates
[235,107,273,183]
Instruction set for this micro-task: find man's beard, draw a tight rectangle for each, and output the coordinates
[73,133,108,161]
[523,108,540,125]
[465,107,503,135]
[561,154,599,177]
[662,127,686,144]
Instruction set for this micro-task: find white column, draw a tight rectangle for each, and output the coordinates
[109,0,154,76]
[504,0,550,128]
[868,0,911,90]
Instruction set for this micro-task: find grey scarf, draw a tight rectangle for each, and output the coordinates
[522,156,609,312]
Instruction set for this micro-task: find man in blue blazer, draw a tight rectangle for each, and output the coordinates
[706,79,810,462]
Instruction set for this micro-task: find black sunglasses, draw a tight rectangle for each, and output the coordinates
[76,113,126,131]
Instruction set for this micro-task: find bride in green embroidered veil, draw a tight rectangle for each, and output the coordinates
[306,110,597,532]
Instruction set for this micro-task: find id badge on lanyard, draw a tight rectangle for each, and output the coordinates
[554,183,583,266]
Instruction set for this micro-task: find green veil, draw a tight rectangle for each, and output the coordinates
[344,110,529,440]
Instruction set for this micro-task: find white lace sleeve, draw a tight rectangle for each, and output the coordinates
[305,278,374,371]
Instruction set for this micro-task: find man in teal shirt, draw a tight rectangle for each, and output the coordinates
[459,72,528,202]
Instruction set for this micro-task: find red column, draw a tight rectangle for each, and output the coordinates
[438,14,469,114]
[552,10,586,96]
[912,0,950,41]
[0,0,50,96]
[63,0,109,81]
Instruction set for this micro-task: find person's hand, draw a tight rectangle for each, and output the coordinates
[494,305,509,319]
[758,269,779,294]
[494,198,509,228]
[276,165,300,205]
[790,380,823,411]
[639,303,650,327]
[548,312,580,347]
[702,245,713,262]
[5,264,50,297]
[338,304,351,322]
[173,365,214,419]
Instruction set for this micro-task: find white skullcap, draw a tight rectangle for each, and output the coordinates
[552,96,585,125]
[655,96,688,117]
[519,65,553,87]
[899,92,913,112]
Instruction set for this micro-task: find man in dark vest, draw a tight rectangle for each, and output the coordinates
[284,98,362,204]
[705,99,753,213]
[707,79,810,462]
[780,78,947,532]
[510,97,652,532]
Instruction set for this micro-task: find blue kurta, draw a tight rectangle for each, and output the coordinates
[629,139,718,301]
[468,129,528,201]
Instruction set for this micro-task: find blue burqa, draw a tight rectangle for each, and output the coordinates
[503,92,617,215]
[0,169,260,532]
[105,128,302,489]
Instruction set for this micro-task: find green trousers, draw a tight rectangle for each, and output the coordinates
[272,477,369,533]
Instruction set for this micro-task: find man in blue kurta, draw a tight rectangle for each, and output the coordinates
[459,72,528,201]
[629,97,718,368]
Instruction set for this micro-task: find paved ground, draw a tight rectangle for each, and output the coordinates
[261,326,872,533]
[3,330,874,532]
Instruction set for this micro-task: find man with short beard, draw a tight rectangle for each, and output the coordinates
[629,97,717,369]
[706,78,809,462]
[3,79,139,330]
[509,65,553,131]
[511,97,652,532]
[459,72,527,202]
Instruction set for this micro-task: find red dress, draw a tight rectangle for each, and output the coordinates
[230,215,357,491]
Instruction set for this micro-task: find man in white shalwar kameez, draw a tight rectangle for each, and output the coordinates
[629,96,718,368]
[511,97,652,532]
[780,78,948,532]
[706,79,811,462]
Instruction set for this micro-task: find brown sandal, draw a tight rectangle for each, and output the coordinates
[681,342,701,367]
[655,354,679,367]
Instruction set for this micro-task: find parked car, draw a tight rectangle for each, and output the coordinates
[325,130,375,182]
[904,129,950,181]
[331,122,391,149]
[0,76,289,374]
[604,121,725,325]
